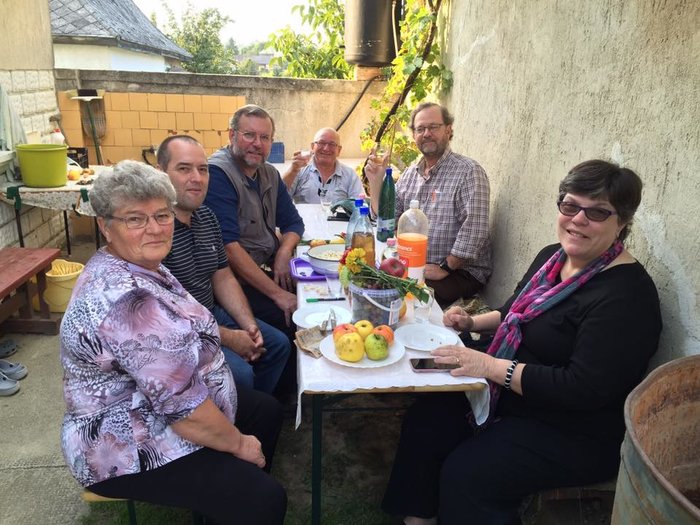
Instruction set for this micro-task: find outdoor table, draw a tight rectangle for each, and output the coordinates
[0,167,109,252]
[294,203,487,525]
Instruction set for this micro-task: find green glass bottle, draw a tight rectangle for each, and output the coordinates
[377,168,395,242]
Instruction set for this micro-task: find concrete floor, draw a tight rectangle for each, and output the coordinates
[0,330,88,525]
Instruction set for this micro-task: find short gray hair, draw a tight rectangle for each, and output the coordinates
[90,160,176,219]
[229,104,275,137]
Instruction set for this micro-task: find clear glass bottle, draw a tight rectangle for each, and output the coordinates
[397,199,429,284]
[351,206,376,266]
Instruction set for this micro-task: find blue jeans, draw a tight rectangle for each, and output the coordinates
[211,303,291,394]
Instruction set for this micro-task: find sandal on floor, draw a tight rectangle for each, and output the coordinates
[0,339,18,359]
[0,360,27,380]
[0,372,19,396]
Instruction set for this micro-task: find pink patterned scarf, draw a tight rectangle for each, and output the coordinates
[481,240,624,425]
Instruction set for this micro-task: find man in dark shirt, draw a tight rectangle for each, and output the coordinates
[204,105,304,338]
[159,135,290,394]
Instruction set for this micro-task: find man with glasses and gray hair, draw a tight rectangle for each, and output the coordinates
[205,105,303,346]
[282,127,364,204]
[366,102,492,308]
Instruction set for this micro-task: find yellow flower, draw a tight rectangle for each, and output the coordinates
[344,248,365,274]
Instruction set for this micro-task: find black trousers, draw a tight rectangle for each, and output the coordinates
[89,385,287,525]
[381,392,620,525]
[427,270,483,310]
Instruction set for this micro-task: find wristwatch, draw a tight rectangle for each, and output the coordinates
[439,258,454,273]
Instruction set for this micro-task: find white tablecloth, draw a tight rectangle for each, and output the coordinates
[294,203,488,428]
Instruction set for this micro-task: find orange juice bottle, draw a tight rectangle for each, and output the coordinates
[397,200,428,283]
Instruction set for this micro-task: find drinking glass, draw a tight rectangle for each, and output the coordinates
[413,286,435,324]
[320,193,333,214]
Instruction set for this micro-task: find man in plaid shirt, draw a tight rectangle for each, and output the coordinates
[367,102,492,308]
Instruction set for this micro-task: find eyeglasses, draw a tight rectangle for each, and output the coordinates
[108,210,176,229]
[313,140,339,149]
[557,201,617,222]
[235,130,272,144]
[413,123,445,135]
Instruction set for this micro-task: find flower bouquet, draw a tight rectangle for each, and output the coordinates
[338,248,429,327]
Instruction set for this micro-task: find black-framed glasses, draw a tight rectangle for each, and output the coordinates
[413,123,445,135]
[317,187,329,197]
[557,201,617,222]
[235,129,272,144]
[108,210,176,229]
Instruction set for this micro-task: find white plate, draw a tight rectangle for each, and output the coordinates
[292,304,351,329]
[319,335,405,369]
[394,324,461,352]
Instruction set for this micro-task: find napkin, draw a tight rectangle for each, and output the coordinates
[295,326,325,358]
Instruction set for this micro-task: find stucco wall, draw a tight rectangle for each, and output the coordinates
[0,0,63,250]
[54,44,168,73]
[0,0,54,70]
[54,69,386,159]
[442,0,699,365]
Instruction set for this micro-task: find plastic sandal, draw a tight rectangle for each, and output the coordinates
[0,372,19,396]
[0,339,18,359]
[0,360,27,380]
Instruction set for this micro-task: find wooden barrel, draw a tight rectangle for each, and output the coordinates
[612,355,700,524]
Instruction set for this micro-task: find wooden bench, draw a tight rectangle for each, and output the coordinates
[0,247,62,335]
[82,490,137,525]
[521,478,617,522]
[82,489,207,525]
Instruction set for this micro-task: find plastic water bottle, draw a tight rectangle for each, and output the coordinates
[376,168,395,242]
[351,206,376,266]
[49,129,65,145]
[345,196,366,249]
[397,199,429,284]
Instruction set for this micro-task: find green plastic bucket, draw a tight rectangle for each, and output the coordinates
[16,144,68,188]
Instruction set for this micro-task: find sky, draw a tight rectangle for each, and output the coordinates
[132,0,305,47]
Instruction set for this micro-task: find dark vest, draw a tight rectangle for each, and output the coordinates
[209,147,280,266]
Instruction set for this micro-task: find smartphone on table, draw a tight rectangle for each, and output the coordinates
[410,358,459,372]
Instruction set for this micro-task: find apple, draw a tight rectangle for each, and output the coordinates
[372,325,394,345]
[354,320,374,340]
[333,323,358,343]
[335,332,365,362]
[379,257,406,278]
[364,333,389,360]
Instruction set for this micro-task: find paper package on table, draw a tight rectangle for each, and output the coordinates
[295,326,325,358]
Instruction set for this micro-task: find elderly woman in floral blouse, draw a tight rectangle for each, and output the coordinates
[60,160,286,524]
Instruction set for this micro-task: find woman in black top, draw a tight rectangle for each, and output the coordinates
[382,160,662,525]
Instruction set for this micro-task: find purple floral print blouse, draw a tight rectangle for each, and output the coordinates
[60,249,237,487]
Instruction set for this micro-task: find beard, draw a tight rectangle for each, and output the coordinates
[418,139,447,159]
[231,143,266,170]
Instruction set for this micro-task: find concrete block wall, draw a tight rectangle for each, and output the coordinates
[57,91,246,165]
[0,70,65,251]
